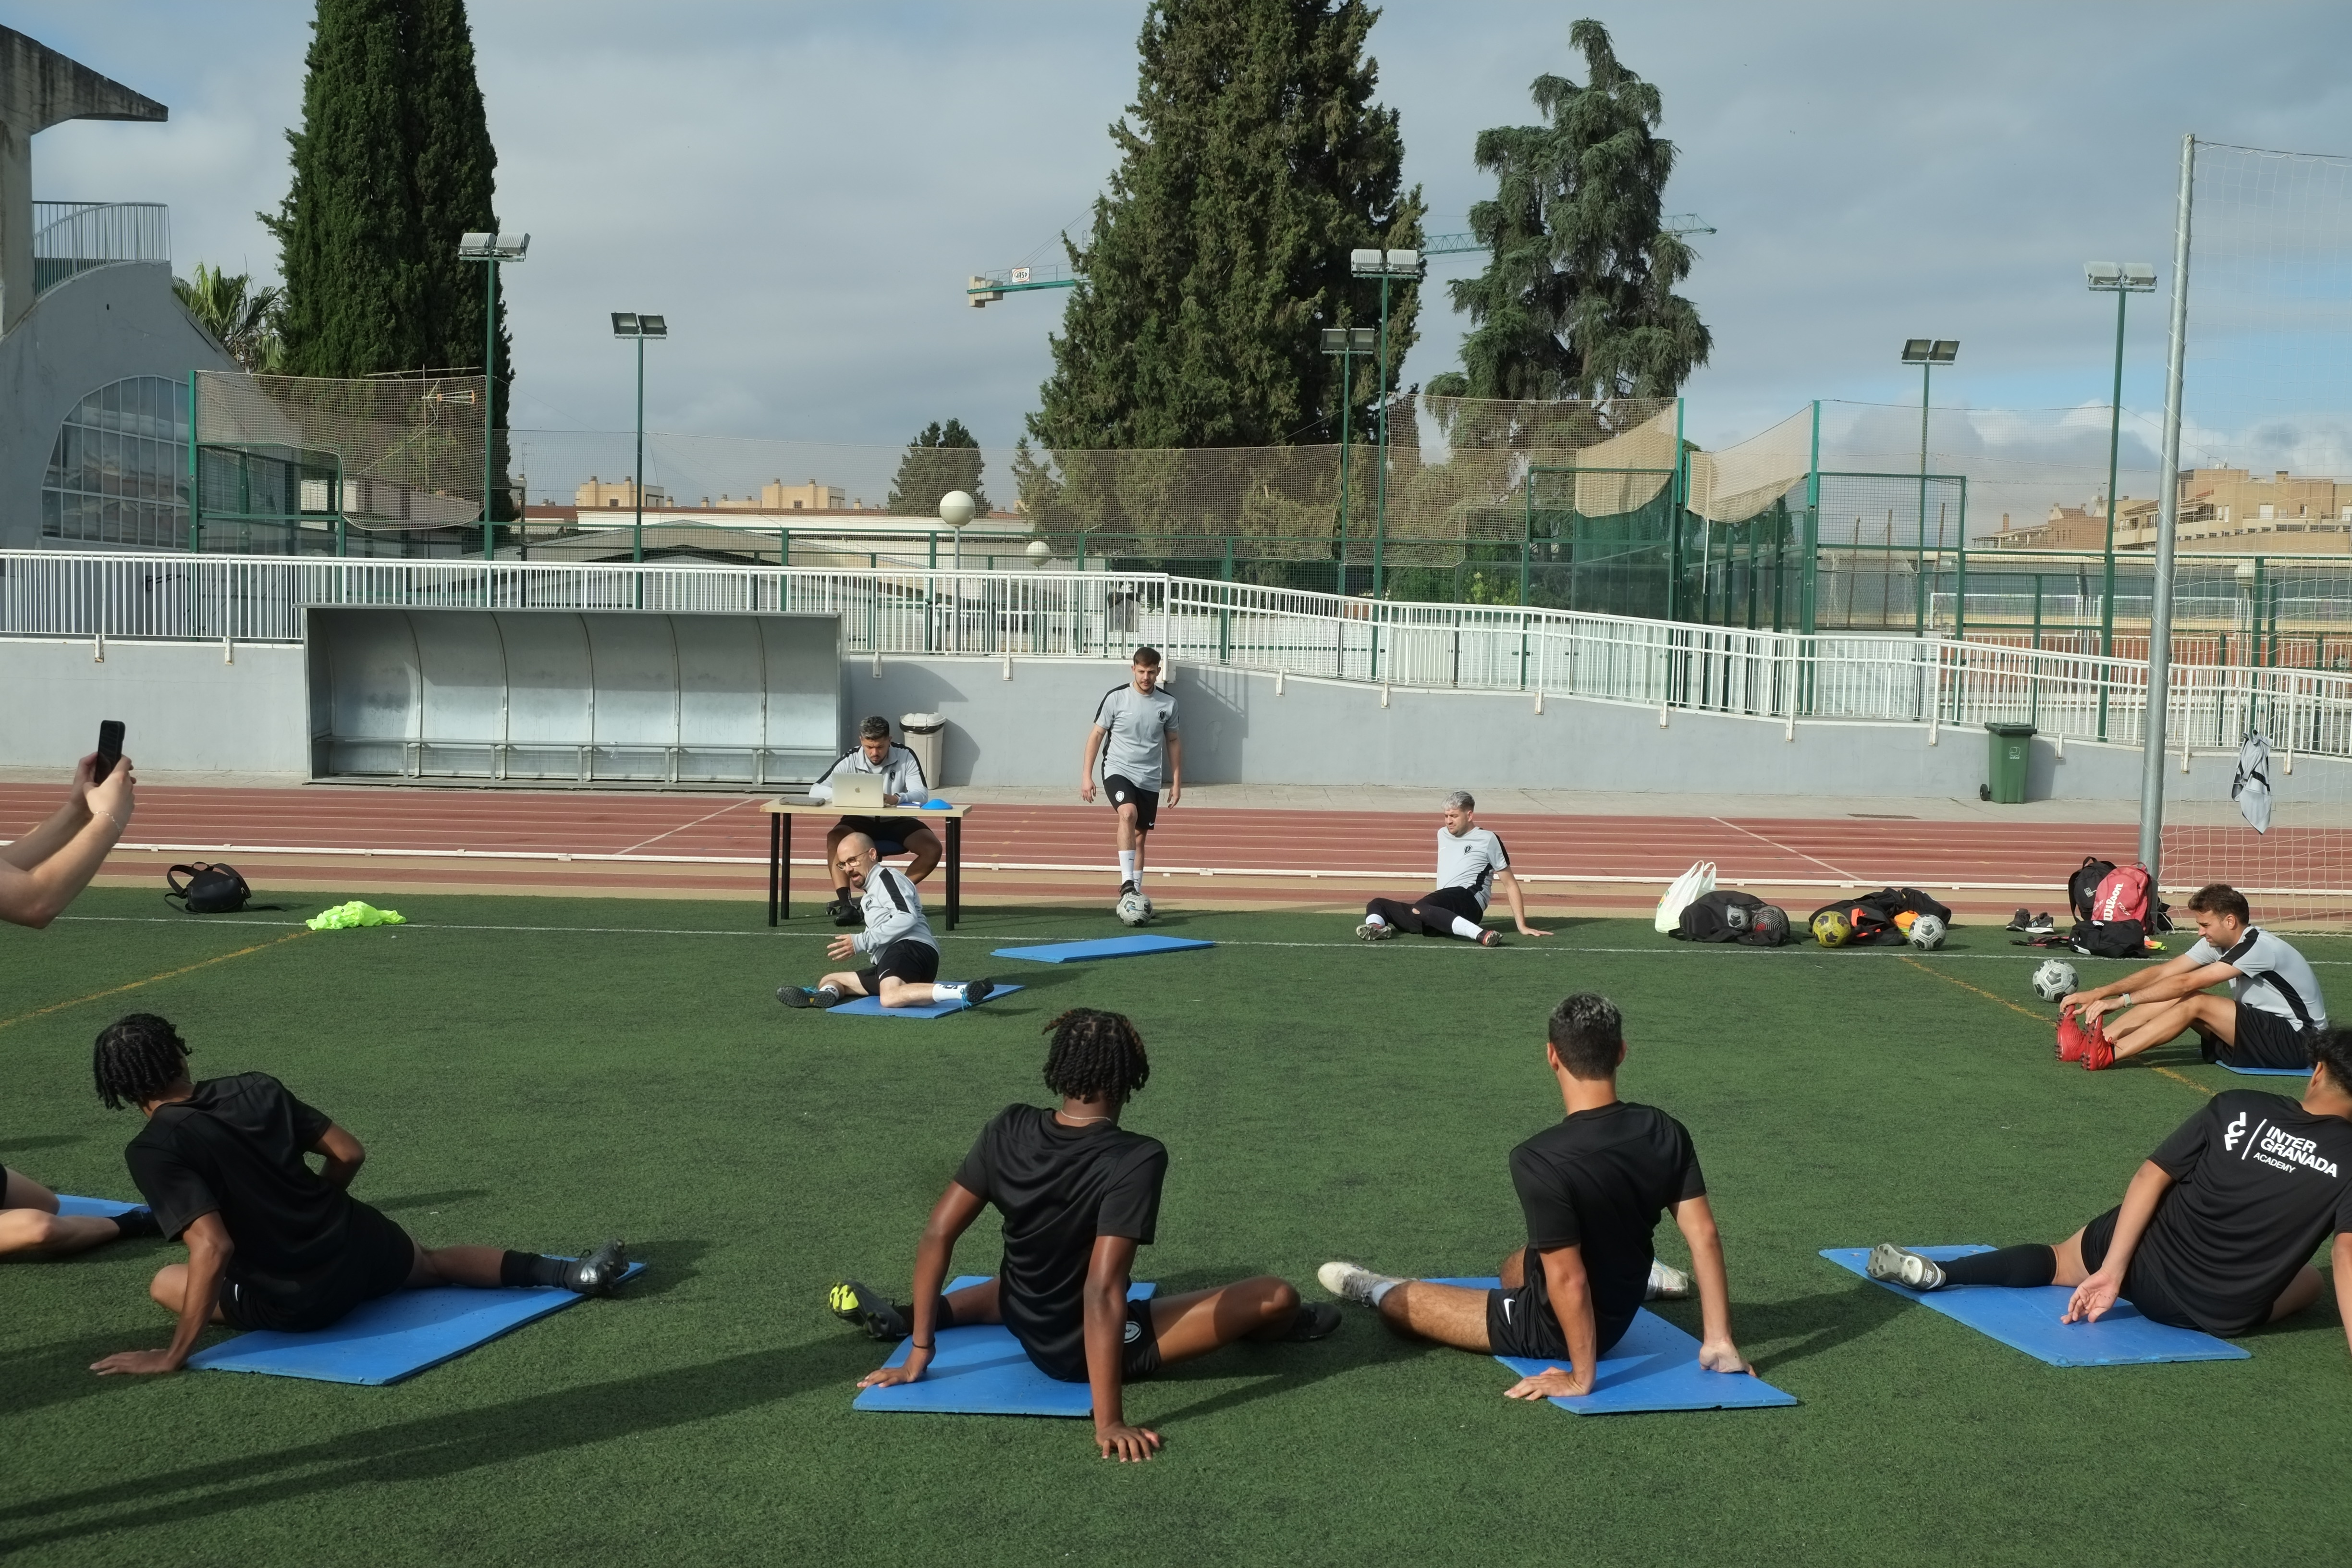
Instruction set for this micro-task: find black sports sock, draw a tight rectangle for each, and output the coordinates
[500,1250,571,1288]
[1937,1244,2057,1289]
[110,1205,162,1239]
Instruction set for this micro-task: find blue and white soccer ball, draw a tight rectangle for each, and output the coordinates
[1116,890,1152,927]
[1908,913,1948,951]
[2032,958,2080,1003]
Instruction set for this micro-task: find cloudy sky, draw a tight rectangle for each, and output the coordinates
[20,1,2352,518]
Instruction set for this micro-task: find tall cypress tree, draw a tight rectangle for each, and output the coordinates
[886,420,990,514]
[269,3,509,423]
[1030,0,1424,452]
[1428,19,1707,403]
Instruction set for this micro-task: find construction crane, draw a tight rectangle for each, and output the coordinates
[966,215,1715,306]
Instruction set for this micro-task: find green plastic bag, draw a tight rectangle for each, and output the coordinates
[306,900,407,931]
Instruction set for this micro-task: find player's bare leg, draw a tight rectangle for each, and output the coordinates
[2105,992,2234,1062]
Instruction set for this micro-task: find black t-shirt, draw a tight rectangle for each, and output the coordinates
[953,1104,1169,1380]
[1508,1100,1707,1329]
[123,1073,354,1281]
[2131,1090,2352,1334]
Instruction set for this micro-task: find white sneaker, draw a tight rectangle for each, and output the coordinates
[1317,1260,1400,1306]
[1645,1260,1693,1300]
[1865,1243,1947,1291]
[1356,920,1395,941]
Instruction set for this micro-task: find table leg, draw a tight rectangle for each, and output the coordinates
[946,815,961,931]
[782,812,793,923]
[768,813,781,927]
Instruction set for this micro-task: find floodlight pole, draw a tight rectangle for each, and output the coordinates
[633,332,646,566]
[1916,360,1931,638]
[1375,272,1391,600]
[2099,284,2127,735]
[1337,339,1353,596]
[2140,135,2196,881]
[482,256,497,564]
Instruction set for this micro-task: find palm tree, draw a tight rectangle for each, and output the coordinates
[174,263,287,373]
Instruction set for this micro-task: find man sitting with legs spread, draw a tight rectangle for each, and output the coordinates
[810,716,941,928]
[1080,647,1179,919]
[1868,1028,2352,1356]
[86,1015,628,1375]
[1,1166,161,1261]
[1357,791,1548,946]
[2060,883,2327,1072]
[1319,993,1748,1400]
[777,833,993,1011]
[833,1008,1338,1461]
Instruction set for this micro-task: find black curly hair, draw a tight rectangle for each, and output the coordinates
[94,1013,192,1110]
[1547,992,1624,1080]
[2310,1025,2352,1097]
[1042,1008,1150,1105]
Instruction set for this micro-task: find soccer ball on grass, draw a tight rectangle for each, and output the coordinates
[2032,958,2079,1003]
[1907,913,1948,951]
[1115,891,1152,927]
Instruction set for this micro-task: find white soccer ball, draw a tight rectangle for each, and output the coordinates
[1908,913,1948,951]
[2032,958,2079,1003]
[1115,891,1151,927]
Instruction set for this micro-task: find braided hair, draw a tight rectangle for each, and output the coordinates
[1041,1008,1150,1106]
[93,1013,192,1110]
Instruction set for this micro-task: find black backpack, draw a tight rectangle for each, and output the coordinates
[2068,858,2116,924]
[165,862,252,914]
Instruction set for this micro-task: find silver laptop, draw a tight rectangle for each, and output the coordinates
[826,771,888,808]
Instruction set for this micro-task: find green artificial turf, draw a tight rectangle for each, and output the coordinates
[4,888,2350,1566]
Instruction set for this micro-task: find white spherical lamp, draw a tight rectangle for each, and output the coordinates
[1025,538,1052,567]
[938,490,977,528]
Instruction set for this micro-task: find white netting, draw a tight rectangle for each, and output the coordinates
[1688,405,1810,523]
[197,370,486,529]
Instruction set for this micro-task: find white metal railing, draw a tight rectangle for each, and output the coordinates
[7,549,2352,762]
[31,202,171,292]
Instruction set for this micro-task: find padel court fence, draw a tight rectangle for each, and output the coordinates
[9,549,2352,764]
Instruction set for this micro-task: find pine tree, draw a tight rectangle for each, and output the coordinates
[266,0,512,513]
[886,420,990,514]
[1030,0,1424,453]
[1429,19,1708,404]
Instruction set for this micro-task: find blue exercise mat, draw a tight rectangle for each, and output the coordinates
[1428,1277,1797,1414]
[56,1194,140,1219]
[185,1262,645,1384]
[855,1274,1156,1415]
[1821,1247,2249,1366]
[991,935,1215,964]
[2219,1060,2308,1077]
[827,984,1022,1018]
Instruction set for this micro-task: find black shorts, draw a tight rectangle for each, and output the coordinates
[854,937,940,994]
[2217,1002,2312,1071]
[1102,774,1159,833]
[1485,1247,1634,1362]
[2078,1205,2198,1330]
[835,816,931,857]
[1034,1298,1163,1384]
[219,1199,415,1334]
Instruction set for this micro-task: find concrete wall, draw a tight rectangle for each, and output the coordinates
[0,634,2323,807]
[0,261,235,549]
[849,652,2301,803]
[0,635,307,772]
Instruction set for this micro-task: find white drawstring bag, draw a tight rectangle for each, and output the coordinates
[1654,860,1717,933]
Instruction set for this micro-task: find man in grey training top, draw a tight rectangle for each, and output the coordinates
[1358,792,1548,945]
[1081,647,1181,915]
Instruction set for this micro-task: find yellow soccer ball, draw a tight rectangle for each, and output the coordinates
[1810,909,1853,948]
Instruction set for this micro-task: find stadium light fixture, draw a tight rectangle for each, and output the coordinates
[1344,249,1427,599]
[1898,338,1959,635]
[457,232,528,560]
[2085,262,2158,718]
[612,309,668,568]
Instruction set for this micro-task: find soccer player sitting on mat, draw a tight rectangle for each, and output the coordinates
[86,1014,629,1375]
[2058,883,2327,1072]
[833,1008,1339,1460]
[2,1166,161,1261]
[1080,646,1179,923]
[1867,1026,2352,1352]
[809,715,941,927]
[777,833,993,1011]
[1356,790,1548,944]
[1319,992,1749,1400]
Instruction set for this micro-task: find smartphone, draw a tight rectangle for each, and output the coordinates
[94,720,125,783]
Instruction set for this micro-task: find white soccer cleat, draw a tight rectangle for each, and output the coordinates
[1317,1260,1400,1307]
[1355,919,1396,942]
[1645,1260,1693,1299]
[1865,1243,1947,1291]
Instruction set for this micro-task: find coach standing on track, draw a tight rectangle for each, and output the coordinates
[1081,647,1180,918]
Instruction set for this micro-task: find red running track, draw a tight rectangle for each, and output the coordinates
[0,783,2172,892]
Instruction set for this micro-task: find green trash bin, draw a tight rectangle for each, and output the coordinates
[1984,722,2034,804]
